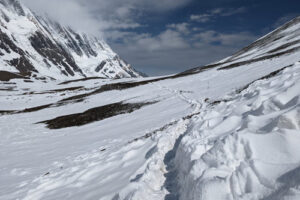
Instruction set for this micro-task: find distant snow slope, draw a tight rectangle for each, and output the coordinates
[1,14,300,200]
[0,0,142,80]
[183,16,300,74]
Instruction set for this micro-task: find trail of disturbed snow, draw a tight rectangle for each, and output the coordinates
[155,84,207,200]
[154,83,204,199]
[116,83,205,200]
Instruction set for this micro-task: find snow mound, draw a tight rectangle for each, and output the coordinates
[175,62,300,200]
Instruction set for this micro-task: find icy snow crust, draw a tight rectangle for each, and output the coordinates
[1,8,300,200]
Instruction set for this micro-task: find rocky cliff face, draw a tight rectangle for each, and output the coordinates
[0,0,142,80]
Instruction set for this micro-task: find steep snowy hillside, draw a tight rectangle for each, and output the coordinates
[0,0,141,80]
[1,15,300,200]
[182,16,300,75]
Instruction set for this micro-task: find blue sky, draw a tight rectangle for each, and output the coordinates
[24,0,300,76]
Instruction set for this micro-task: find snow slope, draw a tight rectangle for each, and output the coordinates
[0,0,141,80]
[1,15,300,200]
[175,62,300,200]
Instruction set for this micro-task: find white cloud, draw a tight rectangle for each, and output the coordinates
[193,31,219,43]
[190,7,246,23]
[194,30,256,46]
[190,14,211,23]
[118,29,189,52]
[220,7,246,16]
[167,23,190,34]
[211,8,223,15]
[23,0,104,34]
[23,0,192,36]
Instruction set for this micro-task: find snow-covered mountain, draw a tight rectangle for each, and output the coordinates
[0,0,142,80]
[1,14,300,200]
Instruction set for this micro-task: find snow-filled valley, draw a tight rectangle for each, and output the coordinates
[1,1,300,199]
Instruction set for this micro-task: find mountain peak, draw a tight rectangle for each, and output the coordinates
[0,0,26,16]
[0,0,143,80]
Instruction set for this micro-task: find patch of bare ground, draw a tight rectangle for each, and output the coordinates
[38,101,157,129]
[0,71,27,81]
[59,72,199,103]
[0,110,16,115]
[58,77,106,85]
[0,102,71,116]
[267,39,300,54]
[0,87,16,91]
[218,46,300,70]
[0,104,55,116]
[23,86,85,95]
